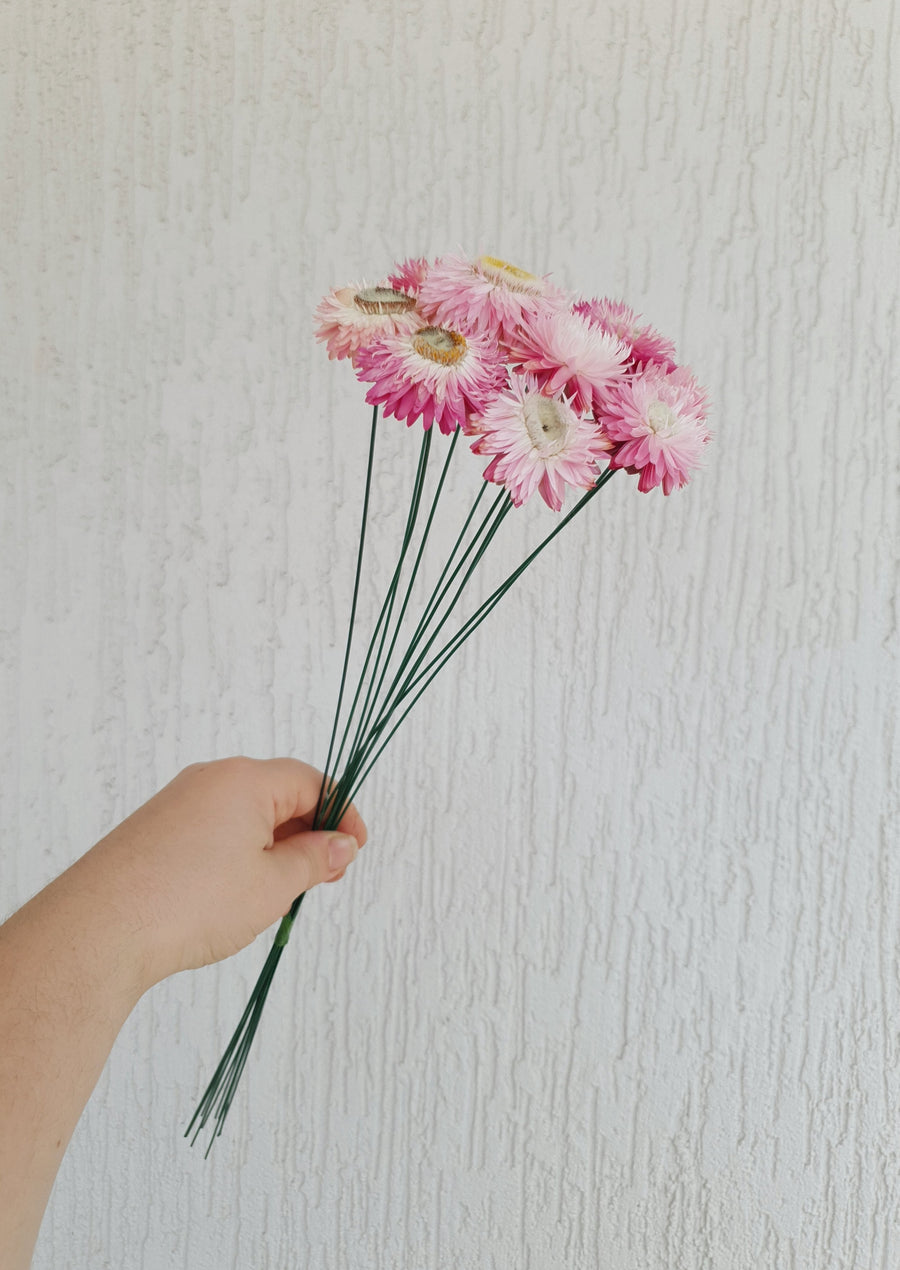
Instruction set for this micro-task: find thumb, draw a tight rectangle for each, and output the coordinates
[268,829,360,900]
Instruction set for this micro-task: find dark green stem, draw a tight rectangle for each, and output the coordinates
[188,449,617,1153]
[322,428,432,814]
[334,469,616,820]
[313,404,379,827]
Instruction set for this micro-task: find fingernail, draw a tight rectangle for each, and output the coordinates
[328,834,358,872]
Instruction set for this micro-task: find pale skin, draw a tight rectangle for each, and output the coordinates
[0,756,367,1270]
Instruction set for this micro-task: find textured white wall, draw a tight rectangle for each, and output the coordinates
[2,0,897,1266]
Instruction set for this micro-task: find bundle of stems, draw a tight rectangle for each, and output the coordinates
[186,406,615,1153]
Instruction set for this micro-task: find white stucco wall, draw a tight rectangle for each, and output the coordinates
[2,0,897,1266]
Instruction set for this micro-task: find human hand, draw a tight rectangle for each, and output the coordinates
[0,756,364,1266]
[77,757,366,990]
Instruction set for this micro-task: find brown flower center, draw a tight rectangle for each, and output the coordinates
[412,326,468,365]
[523,395,570,456]
[353,286,417,316]
[479,255,543,295]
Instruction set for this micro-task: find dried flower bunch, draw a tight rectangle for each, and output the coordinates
[187,252,710,1153]
[316,253,709,501]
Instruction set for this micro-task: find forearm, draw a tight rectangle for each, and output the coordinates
[0,851,147,1270]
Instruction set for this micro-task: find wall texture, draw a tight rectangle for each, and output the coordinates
[2,1,897,1266]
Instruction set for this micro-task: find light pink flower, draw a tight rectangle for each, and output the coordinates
[574,297,677,370]
[388,257,431,298]
[314,284,422,362]
[417,254,568,344]
[354,324,507,434]
[467,374,612,510]
[602,365,710,494]
[505,307,632,416]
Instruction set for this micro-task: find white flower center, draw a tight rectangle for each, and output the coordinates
[479,255,544,295]
[611,318,638,342]
[354,286,417,315]
[412,326,468,365]
[647,400,680,438]
[523,395,570,457]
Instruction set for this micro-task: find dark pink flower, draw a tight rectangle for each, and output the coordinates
[354,324,507,434]
[387,257,431,298]
[417,254,568,344]
[505,307,631,416]
[574,297,677,370]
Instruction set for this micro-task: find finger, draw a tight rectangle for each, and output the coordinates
[253,757,334,827]
[271,807,367,852]
[333,802,367,849]
[255,759,367,847]
[266,828,359,901]
[300,788,367,845]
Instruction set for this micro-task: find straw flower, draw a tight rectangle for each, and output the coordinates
[602,365,710,493]
[388,257,431,299]
[468,374,612,510]
[574,297,677,370]
[505,307,632,416]
[354,324,507,434]
[314,284,422,362]
[417,253,568,344]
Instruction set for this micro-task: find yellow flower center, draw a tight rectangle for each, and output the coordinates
[412,326,468,365]
[523,395,570,456]
[353,286,417,315]
[478,255,543,295]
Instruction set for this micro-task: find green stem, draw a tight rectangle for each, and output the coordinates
[322,428,432,815]
[399,468,617,702]
[334,469,616,821]
[366,488,507,743]
[188,450,617,1153]
[335,489,511,801]
[347,428,457,770]
[313,404,379,827]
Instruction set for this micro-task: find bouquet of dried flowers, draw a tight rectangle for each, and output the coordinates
[187,253,710,1152]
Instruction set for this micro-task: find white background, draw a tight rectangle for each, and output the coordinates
[2,1,897,1266]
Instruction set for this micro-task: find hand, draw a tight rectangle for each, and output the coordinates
[1,756,364,1268]
[77,757,367,989]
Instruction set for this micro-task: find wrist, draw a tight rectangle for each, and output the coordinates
[36,846,161,1006]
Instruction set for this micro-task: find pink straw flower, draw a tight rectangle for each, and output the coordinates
[505,307,632,416]
[467,374,612,510]
[314,284,422,362]
[602,365,710,494]
[354,324,507,434]
[387,257,431,298]
[417,253,568,344]
[574,297,677,370]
